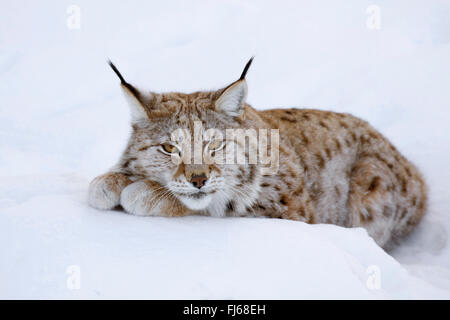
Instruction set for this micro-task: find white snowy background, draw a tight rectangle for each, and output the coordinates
[1,0,450,299]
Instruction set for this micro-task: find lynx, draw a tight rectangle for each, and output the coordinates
[88,58,427,249]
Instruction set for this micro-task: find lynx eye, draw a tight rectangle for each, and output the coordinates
[161,143,179,155]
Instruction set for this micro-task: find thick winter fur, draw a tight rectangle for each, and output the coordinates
[88,59,427,249]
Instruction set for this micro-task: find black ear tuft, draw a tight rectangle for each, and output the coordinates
[108,60,143,101]
[239,57,254,80]
[108,60,127,84]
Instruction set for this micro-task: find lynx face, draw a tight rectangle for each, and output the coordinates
[112,59,261,214]
[126,108,248,211]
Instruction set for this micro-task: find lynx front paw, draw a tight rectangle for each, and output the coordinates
[88,173,132,210]
[120,180,167,216]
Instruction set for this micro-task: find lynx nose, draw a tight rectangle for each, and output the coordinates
[190,174,208,189]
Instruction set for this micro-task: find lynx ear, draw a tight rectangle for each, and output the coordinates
[215,57,253,117]
[215,80,248,116]
[108,61,152,121]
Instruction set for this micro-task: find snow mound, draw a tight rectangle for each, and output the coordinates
[0,177,448,299]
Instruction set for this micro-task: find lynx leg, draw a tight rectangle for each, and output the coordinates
[120,180,189,217]
[347,157,399,248]
[391,165,427,242]
[88,172,132,210]
[346,156,426,248]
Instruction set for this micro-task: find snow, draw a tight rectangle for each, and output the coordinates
[1,0,450,299]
